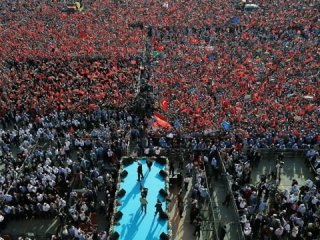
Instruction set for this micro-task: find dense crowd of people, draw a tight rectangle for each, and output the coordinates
[0,0,317,143]
[0,57,141,117]
[0,110,145,238]
[147,1,318,138]
[0,0,319,239]
[0,0,146,60]
[216,139,320,239]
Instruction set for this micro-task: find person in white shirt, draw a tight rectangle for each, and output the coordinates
[239,199,247,209]
[155,147,161,156]
[291,225,299,238]
[297,203,306,216]
[274,226,284,238]
[37,193,44,202]
[58,198,66,209]
[42,203,50,212]
[79,211,87,222]
[186,162,193,176]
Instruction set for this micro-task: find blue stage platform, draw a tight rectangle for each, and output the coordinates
[114,159,169,240]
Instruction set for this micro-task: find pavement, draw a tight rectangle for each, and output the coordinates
[251,151,312,189]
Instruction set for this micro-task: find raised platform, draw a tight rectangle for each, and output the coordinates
[111,158,170,240]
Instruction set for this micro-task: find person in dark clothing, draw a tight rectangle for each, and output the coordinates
[177,172,183,189]
[178,201,184,218]
[177,190,184,217]
[137,163,144,181]
[140,183,148,198]
[169,162,175,176]
[190,204,200,224]
[222,192,232,207]
[146,159,153,171]
[218,225,227,240]
[155,199,163,216]
[193,218,201,237]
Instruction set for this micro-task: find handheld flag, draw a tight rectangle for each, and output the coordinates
[221,121,231,131]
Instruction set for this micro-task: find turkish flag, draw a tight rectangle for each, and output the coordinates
[152,112,171,129]
[160,98,169,111]
[153,116,172,129]
[154,112,167,121]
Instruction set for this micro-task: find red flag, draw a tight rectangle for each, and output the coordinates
[153,115,172,129]
[305,104,314,113]
[160,98,169,111]
[293,128,300,137]
[190,38,199,44]
[222,99,229,109]
[154,112,167,121]
[79,30,87,39]
[156,44,165,51]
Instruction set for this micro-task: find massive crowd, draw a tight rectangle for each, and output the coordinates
[0,57,141,117]
[147,1,319,138]
[0,110,144,238]
[0,0,319,239]
[0,0,318,142]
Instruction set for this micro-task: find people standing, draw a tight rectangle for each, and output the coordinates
[137,163,144,181]
[186,161,193,177]
[193,217,201,238]
[154,199,163,216]
[222,192,232,207]
[140,196,148,214]
[211,157,218,180]
[177,172,183,189]
[169,162,175,177]
[140,183,148,198]
[146,159,153,171]
[218,225,227,240]
[177,190,184,218]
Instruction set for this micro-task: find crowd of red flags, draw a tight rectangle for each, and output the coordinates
[0,0,318,138]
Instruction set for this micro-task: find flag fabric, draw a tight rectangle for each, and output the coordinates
[152,112,172,129]
[190,38,199,44]
[221,121,231,131]
[79,30,87,39]
[230,17,240,24]
[154,112,167,121]
[153,116,172,129]
[160,98,169,111]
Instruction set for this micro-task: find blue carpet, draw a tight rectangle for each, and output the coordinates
[114,159,168,240]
